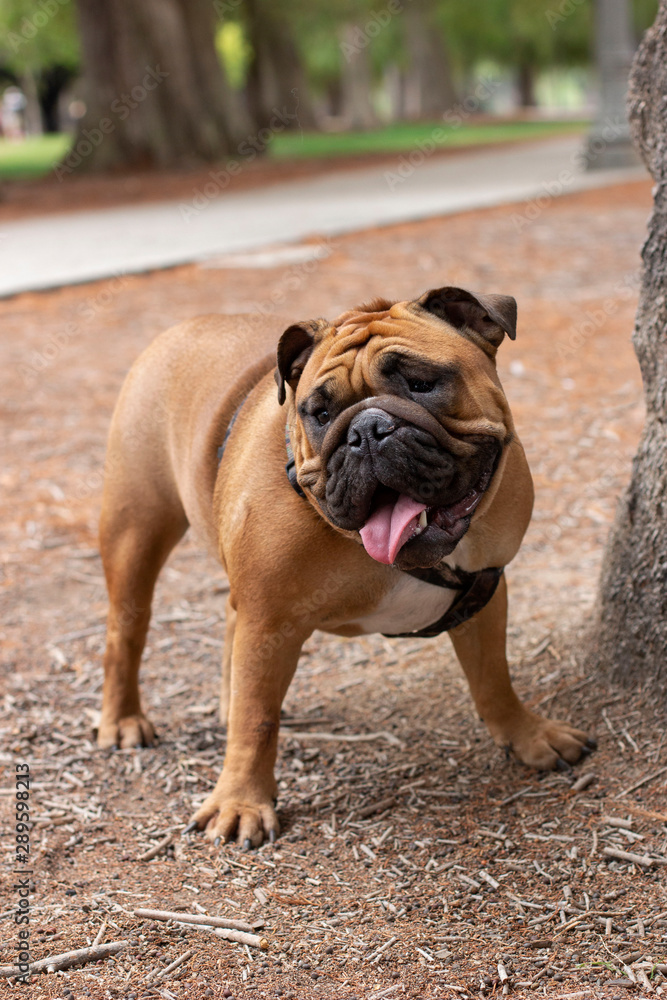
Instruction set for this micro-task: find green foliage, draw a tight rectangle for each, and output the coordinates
[0,133,70,177]
[269,117,588,159]
[633,0,660,36]
[215,20,252,89]
[0,0,79,76]
[437,0,592,71]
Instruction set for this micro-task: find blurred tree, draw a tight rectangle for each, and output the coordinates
[590,0,667,691]
[339,20,377,127]
[439,0,592,107]
[403,0,457,117]
[0,0,79,132]
[241,0,315,129]
[72,0,250,170]
[585,0,637,166]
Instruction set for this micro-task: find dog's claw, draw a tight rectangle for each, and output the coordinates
[242,838,252,852]
[214,837,221,847]
[555,757,572,774]
[182,820,199,836]
[269,829,277,844]
[585,737,597,751]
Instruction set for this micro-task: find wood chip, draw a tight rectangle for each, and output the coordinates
[601,846,656,867]
[145,949,193,983]
[281,730,405,747]
[136,832,174,861]
[355,795,396,820]
[602,815,633,829]
[478,869,500,890]
[211,927,268,949]
[570,772,596,792]
[616,765,667,798]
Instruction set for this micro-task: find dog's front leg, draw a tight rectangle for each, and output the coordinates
[190,610,306,847]
[449,574,594,770]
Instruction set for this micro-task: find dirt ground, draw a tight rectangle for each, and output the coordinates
[2,176,667,1000]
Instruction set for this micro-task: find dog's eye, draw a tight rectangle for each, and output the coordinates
[407,378,436,393]
[314,409,330,425]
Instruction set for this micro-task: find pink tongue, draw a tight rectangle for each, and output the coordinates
[359,494,427,565]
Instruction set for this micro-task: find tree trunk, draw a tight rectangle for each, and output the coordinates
[339,23,376,129]
[589,0,667,689]
[403,0,457,119]
[39,66,76,133]
[72,0,250,171]
[584,0,638,168]
[21,69,44,135]
[517,62,537,108]
[244,0,315,131]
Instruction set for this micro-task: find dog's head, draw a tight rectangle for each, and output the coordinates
[275,286,517,571]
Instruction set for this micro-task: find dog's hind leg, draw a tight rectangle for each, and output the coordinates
[98,456,188,750]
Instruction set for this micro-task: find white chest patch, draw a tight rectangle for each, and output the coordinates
[348,572,457,636]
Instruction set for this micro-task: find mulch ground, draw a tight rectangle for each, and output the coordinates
[2,175,667,1000]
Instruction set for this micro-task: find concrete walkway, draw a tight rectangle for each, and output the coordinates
[0,137,645,298]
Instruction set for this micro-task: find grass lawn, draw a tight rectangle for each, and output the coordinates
[269,118,589,159]
[0,119,588,180]
[0,133,70,179]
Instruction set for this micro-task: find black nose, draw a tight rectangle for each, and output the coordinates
[347,408,397,450]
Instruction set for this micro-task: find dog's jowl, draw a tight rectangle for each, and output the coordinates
[98,287,595,847]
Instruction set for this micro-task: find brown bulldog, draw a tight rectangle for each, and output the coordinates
[98,286,594,847]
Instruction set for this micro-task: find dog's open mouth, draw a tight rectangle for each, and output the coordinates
[359,472,491,566]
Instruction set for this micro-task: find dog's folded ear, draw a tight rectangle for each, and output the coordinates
[275,319,329,405]
[420,286,517,349]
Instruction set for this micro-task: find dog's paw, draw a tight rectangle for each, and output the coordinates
[492,710,595,771]
[188,788,279,849]
[97,713,156,749]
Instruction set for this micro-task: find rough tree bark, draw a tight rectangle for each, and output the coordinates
[72,0,250,171]
[590,1,667,689]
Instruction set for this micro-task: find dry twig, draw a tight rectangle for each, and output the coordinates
[134,907,254,932]
[0,941,127,977]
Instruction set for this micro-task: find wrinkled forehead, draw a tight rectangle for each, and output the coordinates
[303,300,485,397]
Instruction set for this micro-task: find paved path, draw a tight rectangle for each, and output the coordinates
[0,137,645,298]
